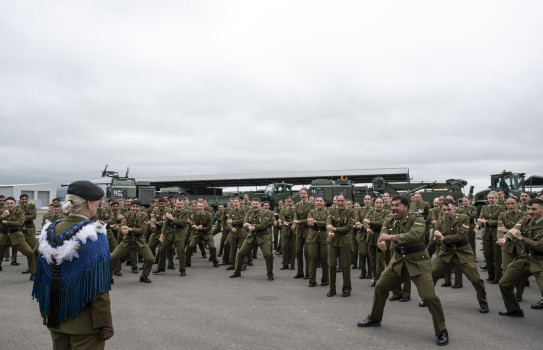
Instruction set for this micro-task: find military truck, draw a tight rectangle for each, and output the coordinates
[101,166,155,206]
[472,171,526,209]
[308,177,467,206]
[159,182,295,209]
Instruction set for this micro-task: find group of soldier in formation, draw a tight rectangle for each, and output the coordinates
[1,186,543,347]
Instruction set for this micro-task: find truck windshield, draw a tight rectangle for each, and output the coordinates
[492,174,523,192]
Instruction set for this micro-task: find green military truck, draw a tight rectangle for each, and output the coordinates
[308,177,467,206]
[102,166,155,206]
[472,171,529,210]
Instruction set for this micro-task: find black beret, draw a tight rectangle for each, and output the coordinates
[67,180,104,201]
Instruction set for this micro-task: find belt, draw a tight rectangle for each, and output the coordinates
[394,245,426,255]
[312,228,326,232]
[525,249,543,256]
[168,224,185,229]
[444,241,469,248]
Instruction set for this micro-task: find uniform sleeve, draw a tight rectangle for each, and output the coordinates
[6,210,25,229]
[90,292,113,328]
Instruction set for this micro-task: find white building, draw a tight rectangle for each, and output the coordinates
[0,183,57,210]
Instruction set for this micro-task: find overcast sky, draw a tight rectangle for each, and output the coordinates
[1,1,541,194]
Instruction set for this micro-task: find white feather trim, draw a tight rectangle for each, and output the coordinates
[39,221,107,265]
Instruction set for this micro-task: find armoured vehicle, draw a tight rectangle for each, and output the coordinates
[101,165,155,206]
[472,171,526,209]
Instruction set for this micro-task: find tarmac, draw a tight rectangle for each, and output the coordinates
[1,225,542,350]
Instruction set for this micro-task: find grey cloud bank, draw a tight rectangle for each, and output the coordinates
[0,1,541,194]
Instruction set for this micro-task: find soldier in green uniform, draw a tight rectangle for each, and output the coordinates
[0,197,36,279]
[358,196,449,346]
[326,194,355,297]
[497,197,527,301]
[149,199,169,263]
[293,188,314,279]
[363,198,390,286]
[279,197,296,270]
[498,198,543,315]
[110,201,154,283]
[185,202,219,268]
[230,198,274,280]
[225,197,247,271]
[102,201,123,276]
[32,181,113,349]
[0,196,8,262]
[476,192,506,283]
[409,193,431,246]
[458,196,478,262]
[273,200,284,254]
[519,191,531,213]
[307,197,329,287]
[425,199,489,313]
[355,195,373,279]
[218,198,234,265]
[153,198,191,276]
[428,197,443,258]
[13,194,37,269]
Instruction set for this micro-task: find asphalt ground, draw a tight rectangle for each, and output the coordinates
[1,229,542,350]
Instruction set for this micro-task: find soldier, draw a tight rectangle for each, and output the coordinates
[13,194,37,269]
[0,195,9,261]
[519,191,531,212]
[185,202,219,268]
[42,203,63,227]
[153,199,190,276]
[229,198,274,280]
[218,199,234,265]
[41,203,55,227]
[273,200,284,254]
[358,196,449,346]
[326,193,355,297]
[293,188,314,279]
[425,199,489,313]
[279,197,296,270]
[32,181,113,348]
[496,197,527,301]
[110,201,154,283]
[355,195,373,279]
[497,198,543,316]
[409,193,431,246]
[457,196,478,262]
[363,197,390,286]
[103,201,123,276]
[496,189,506,208]
[307,197,329,287]
[149,199,168,260]
[476,192,506,283]
[0,197,36,280]
[382,193,392,211]
[225,197,246,271]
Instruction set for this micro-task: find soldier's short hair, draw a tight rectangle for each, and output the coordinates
[6,196,16,202]
[442,199,456,207]
[111,201,119,206]
[20,194,28,199]
[507,196,519,203]
[52,203,61,208]
[131,200,142,206]
[528,198,543,207]
[300,188,309,193]
[495,188,504,193]
[168,195,175,199]
[391,195,409,207]
[0,195,5,199]
[158,199,166,203]
[252,198,261,203]
[487,191,497,198]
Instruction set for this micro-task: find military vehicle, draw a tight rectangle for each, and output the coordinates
[159,182,295,209]
[101,165,155,206]
[308,177,467,206]
[472,171,525,209]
